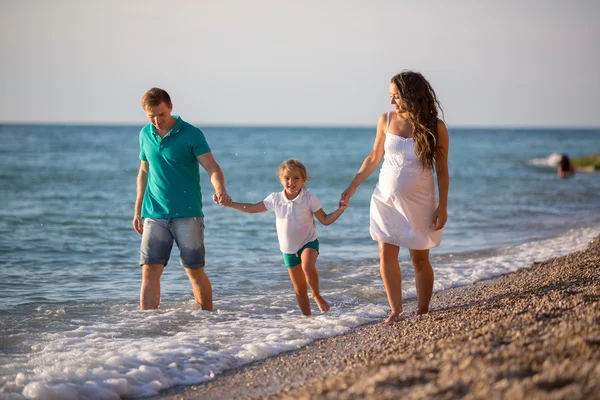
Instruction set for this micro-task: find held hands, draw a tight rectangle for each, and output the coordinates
[432,205,447,231]
[212,191,232,207]
[132,215,143,235]
[339,186,356,209]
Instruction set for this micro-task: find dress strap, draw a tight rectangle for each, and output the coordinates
[386,112,390,131]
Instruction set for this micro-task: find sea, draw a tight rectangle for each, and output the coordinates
[1,124,599,399]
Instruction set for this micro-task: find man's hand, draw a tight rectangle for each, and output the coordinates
[213,191,232,207]
[133,215,144,235]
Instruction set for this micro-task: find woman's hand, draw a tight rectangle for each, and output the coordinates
[432,205,447,230]
[340,186,356,208]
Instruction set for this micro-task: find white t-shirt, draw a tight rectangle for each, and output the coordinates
[263,188,323,254]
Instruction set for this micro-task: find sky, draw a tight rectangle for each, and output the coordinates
[1,0,599,127]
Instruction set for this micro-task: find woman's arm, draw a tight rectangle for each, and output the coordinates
[226,201,268,214]
[433,119,450,230]
[340,114,387,206]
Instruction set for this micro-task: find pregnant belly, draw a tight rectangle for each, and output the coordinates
[377,168,434,200]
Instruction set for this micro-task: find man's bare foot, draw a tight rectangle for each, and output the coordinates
[379,312,403,325]
[314,296,330,313]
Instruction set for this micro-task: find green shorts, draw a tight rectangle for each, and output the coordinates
[282,239,319,268]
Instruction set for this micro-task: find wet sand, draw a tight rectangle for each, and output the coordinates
[157,235,600,400]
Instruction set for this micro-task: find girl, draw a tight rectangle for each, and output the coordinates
[340,70,450,325]
[222,159,346,315]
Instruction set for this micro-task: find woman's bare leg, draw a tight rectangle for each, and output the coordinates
[379,242,403,324]
[409,249,434,314]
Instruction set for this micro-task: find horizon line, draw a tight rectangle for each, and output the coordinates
[1,121,600,131]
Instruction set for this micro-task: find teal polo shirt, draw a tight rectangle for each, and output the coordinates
[139,115,211,218]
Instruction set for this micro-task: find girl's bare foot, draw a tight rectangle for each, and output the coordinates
[379,312,403,325]
[314,296,330,313]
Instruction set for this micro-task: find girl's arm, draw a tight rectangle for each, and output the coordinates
[433,119,450,230]
[227,201,268,214]
[314,207,346,226]
[340,114,387,206]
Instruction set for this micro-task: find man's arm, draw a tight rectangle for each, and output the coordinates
[133,160,148,235]
[197,152,232,206]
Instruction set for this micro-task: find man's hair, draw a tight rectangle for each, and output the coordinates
[141,88,172,109]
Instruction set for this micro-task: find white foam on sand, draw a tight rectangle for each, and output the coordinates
[431,225,599,291]
[1,305,382,399]
[1,226,597,399]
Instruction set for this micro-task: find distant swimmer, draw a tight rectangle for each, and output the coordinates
[557,154,575,178]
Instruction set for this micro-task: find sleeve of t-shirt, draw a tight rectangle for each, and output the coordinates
[309,192,323,212]
[139,128,147,161]
[263,193,276,211]
[191,128,211,157]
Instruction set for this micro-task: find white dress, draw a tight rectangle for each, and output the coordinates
[369,113,443,249]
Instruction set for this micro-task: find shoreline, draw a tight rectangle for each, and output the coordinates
[157,235,600,400]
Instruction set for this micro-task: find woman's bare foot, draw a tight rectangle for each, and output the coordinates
[314,296,330,313]
[379,312,403,325]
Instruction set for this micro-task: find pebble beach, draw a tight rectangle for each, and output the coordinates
[157,235,600,400]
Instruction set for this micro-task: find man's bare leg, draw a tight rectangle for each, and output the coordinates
[185,267,213,311]
[140,264,164,310]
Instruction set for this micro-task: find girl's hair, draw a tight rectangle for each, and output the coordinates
[278,159,310,183]
[391,71,444,171]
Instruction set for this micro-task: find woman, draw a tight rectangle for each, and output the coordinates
[340,70,450,325]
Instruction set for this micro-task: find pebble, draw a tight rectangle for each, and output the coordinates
[156,236,600,400]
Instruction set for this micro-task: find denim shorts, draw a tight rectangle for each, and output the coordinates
[139,217,205,269]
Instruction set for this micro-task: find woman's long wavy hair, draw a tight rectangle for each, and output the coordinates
[391,71,444,171]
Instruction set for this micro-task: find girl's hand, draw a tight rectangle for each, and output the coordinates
[340,186,356,208]
[432,206,447,230]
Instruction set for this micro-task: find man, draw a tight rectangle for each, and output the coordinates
[133,88,231,310]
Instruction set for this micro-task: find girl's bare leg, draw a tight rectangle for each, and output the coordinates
[301,249,330,313]
[288,265,311,315]
[379,242,403,324]
[409,249,434,314]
